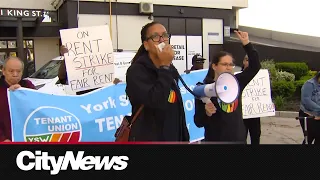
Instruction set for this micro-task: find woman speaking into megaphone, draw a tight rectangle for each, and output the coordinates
[194,31,261,143]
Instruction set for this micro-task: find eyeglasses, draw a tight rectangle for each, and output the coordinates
[218,63,235,68]
[146,32,171,42]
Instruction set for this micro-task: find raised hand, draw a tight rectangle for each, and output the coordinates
[235,30,249,46]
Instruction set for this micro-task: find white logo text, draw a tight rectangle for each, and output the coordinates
[16,150,129,175]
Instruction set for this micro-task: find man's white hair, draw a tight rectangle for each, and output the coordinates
[2,56,24,70]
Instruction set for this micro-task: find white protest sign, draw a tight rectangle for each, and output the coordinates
[187,36,202,70]
[113,52,135,82]
[241,69,275,119]
[59,25,114,92]
[170,36,187,74]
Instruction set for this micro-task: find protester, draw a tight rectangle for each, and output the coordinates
[184,54,205,74]
[125,21,190,142]
[58,45,122,95]
[194,31,261,143]
[0,57,36,142]
[241,55,261,145]
[299,71,320,144]
[58,45,68,85]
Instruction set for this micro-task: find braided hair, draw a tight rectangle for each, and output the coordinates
[131,21,161,64]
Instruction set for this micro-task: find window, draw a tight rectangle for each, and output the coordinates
[29,60,62,79]
[0,39,35,76]
[0,41,7,49]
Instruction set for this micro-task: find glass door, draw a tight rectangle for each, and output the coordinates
[9,51,17,57]
[0,39,35,77]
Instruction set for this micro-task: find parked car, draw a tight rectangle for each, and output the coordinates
[24,56,74,95]
[24,51,136,95]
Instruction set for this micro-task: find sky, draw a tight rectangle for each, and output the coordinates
[239,0,320,37]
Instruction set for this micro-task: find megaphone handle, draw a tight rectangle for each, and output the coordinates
[201,97,212,104]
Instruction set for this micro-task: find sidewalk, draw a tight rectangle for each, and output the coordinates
[249,116,304,144]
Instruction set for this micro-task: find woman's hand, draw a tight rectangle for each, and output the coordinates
[205,102,216,117]
[155,44,174,66]
[235,30,250,46]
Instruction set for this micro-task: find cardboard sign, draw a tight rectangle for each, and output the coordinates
[60,25,115,92]
[241,69,275,119]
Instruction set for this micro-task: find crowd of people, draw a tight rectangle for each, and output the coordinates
[0,21,319,144]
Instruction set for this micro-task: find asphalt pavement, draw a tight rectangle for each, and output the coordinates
[250,116,304,144]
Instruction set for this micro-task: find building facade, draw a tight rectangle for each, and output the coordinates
[0,0,248,76]
[224,26,320,71]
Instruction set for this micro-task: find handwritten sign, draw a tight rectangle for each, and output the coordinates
[60,25,115,92]
[241,69,275,119]
[113,52,135,82]
[170,36,187,74]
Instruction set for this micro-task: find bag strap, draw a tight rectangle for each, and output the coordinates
[129,105,144,127]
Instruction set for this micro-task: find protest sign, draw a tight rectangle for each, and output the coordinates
[9,70,207,143]
[170,36,187,74]
[186,36,202,69]
[59,25,114,92]
[241,69,275,119]
[113,52,135,82]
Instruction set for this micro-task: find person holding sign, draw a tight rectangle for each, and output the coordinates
[58,45,69,85]
[242,55,261,145]
[194,31,261,143]
[299,72,320,144]
[0,57,36,142]
[125,22,190,142]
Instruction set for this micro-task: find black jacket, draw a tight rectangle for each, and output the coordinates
[126,53,190,142]
[194,43,261,143]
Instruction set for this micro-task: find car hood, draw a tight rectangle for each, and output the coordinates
[24,78,54,86]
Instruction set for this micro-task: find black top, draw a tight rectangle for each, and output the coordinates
[194,43,261,143]
[125,53,189,142]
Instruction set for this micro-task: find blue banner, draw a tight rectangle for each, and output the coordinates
[9,70,207,142]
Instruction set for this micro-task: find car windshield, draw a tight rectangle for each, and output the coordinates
[29,60,62,79]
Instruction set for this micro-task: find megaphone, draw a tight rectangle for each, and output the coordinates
[193,72,240,104]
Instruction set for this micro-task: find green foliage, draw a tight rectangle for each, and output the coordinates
[271,80,296,98]
[294,80,305,96]
[275,62,309,80]
[273,96,285,111]
[294,72,315,95]
[275,71,295,82]
[307,70,317,77]
[261,59,277,81]
[261,60,314,111]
